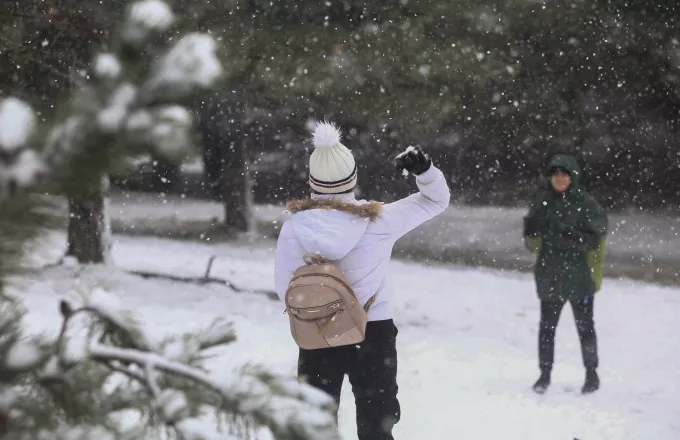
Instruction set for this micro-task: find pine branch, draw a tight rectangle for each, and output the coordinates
[0,1,339,437]
[45,294,340,439]
[89,344,341,440]
[102,361,148,390]
[56,302,96,352]
[0,284,341,439]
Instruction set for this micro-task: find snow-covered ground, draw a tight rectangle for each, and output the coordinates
[11,233,680,439]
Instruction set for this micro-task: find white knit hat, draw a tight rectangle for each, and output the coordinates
[308,121,357,194]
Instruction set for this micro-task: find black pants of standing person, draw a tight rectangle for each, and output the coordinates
[298,319,401,440]
[539,297,599,372]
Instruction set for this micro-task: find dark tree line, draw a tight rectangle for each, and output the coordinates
[4,0,680,216]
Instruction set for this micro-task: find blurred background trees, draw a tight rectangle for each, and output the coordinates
[3,0,680,222]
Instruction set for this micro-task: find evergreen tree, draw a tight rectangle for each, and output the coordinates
[0,1,341,438]
[0,97,54,291]
[40,0,225,263]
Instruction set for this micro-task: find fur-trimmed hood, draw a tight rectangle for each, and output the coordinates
[286,199,382,219]
[285,197,382,261]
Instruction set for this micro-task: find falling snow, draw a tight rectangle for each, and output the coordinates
[3,1,680,439]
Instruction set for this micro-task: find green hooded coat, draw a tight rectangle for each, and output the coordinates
[524,155,608,302]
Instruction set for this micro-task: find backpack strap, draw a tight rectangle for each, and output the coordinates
[363,295,376,313]
[304,253,376,313]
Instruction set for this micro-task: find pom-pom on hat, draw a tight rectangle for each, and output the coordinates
[308,121,357,194]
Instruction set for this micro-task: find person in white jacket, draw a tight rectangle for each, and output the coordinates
[274,121,450,440]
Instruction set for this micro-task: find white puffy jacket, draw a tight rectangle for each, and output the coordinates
[274,165,450,321]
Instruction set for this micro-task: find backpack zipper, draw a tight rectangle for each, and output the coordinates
[316,311,340,335]
[287,300,343,312]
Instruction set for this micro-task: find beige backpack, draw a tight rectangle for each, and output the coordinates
[285,253,375,350]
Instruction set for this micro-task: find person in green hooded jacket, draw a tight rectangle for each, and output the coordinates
[523,154,608,395]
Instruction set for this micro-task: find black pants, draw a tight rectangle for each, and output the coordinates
[298,319,400,440]
[539,297,599,371]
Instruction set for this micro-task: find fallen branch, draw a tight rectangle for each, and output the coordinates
[125,254,278,301]
[125,268,278,300]
[38,255,279,301]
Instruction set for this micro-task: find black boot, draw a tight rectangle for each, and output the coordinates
[532,370,551,394]
[581,369,600,395]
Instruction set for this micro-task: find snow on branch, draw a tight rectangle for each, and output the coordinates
[90,344,341,440]
[43,115,87,173]
[125,105,193,161]
[93,53,122,81]
[129,0,174,31]
[35,425,118,440]
[121,0,175,48]
[41,0,223,175]
[144,33,223,102]
[0,287,341,440]
[0,98,45,197]
[67,287,152,351]
[97,83,138,133]
[0,98,36,152]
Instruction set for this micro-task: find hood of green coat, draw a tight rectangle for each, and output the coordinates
[545,154,582,190]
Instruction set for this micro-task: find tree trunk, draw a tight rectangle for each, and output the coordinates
[66,176,111,264]
[202,130,223,200]
[196,91,252,233]
[221,140,252,233]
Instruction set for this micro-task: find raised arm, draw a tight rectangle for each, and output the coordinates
[376,146,450,238]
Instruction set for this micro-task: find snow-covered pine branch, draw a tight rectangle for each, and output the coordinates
[93,53,123,81]
[120,0,175,49]
[0,1,339,437]
[90,345,341,440]
[0,98,36,152]
[143,33,223,102]
[44,0,223,180]
[0,98,55,285]
[0,98,45,199]
[0,286,341,440]
[37,0,224,264]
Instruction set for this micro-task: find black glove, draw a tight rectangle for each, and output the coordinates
[523,216,540,237]
[395,145,432,176]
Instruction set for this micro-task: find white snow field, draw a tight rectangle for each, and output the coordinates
[13,233,680,440]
